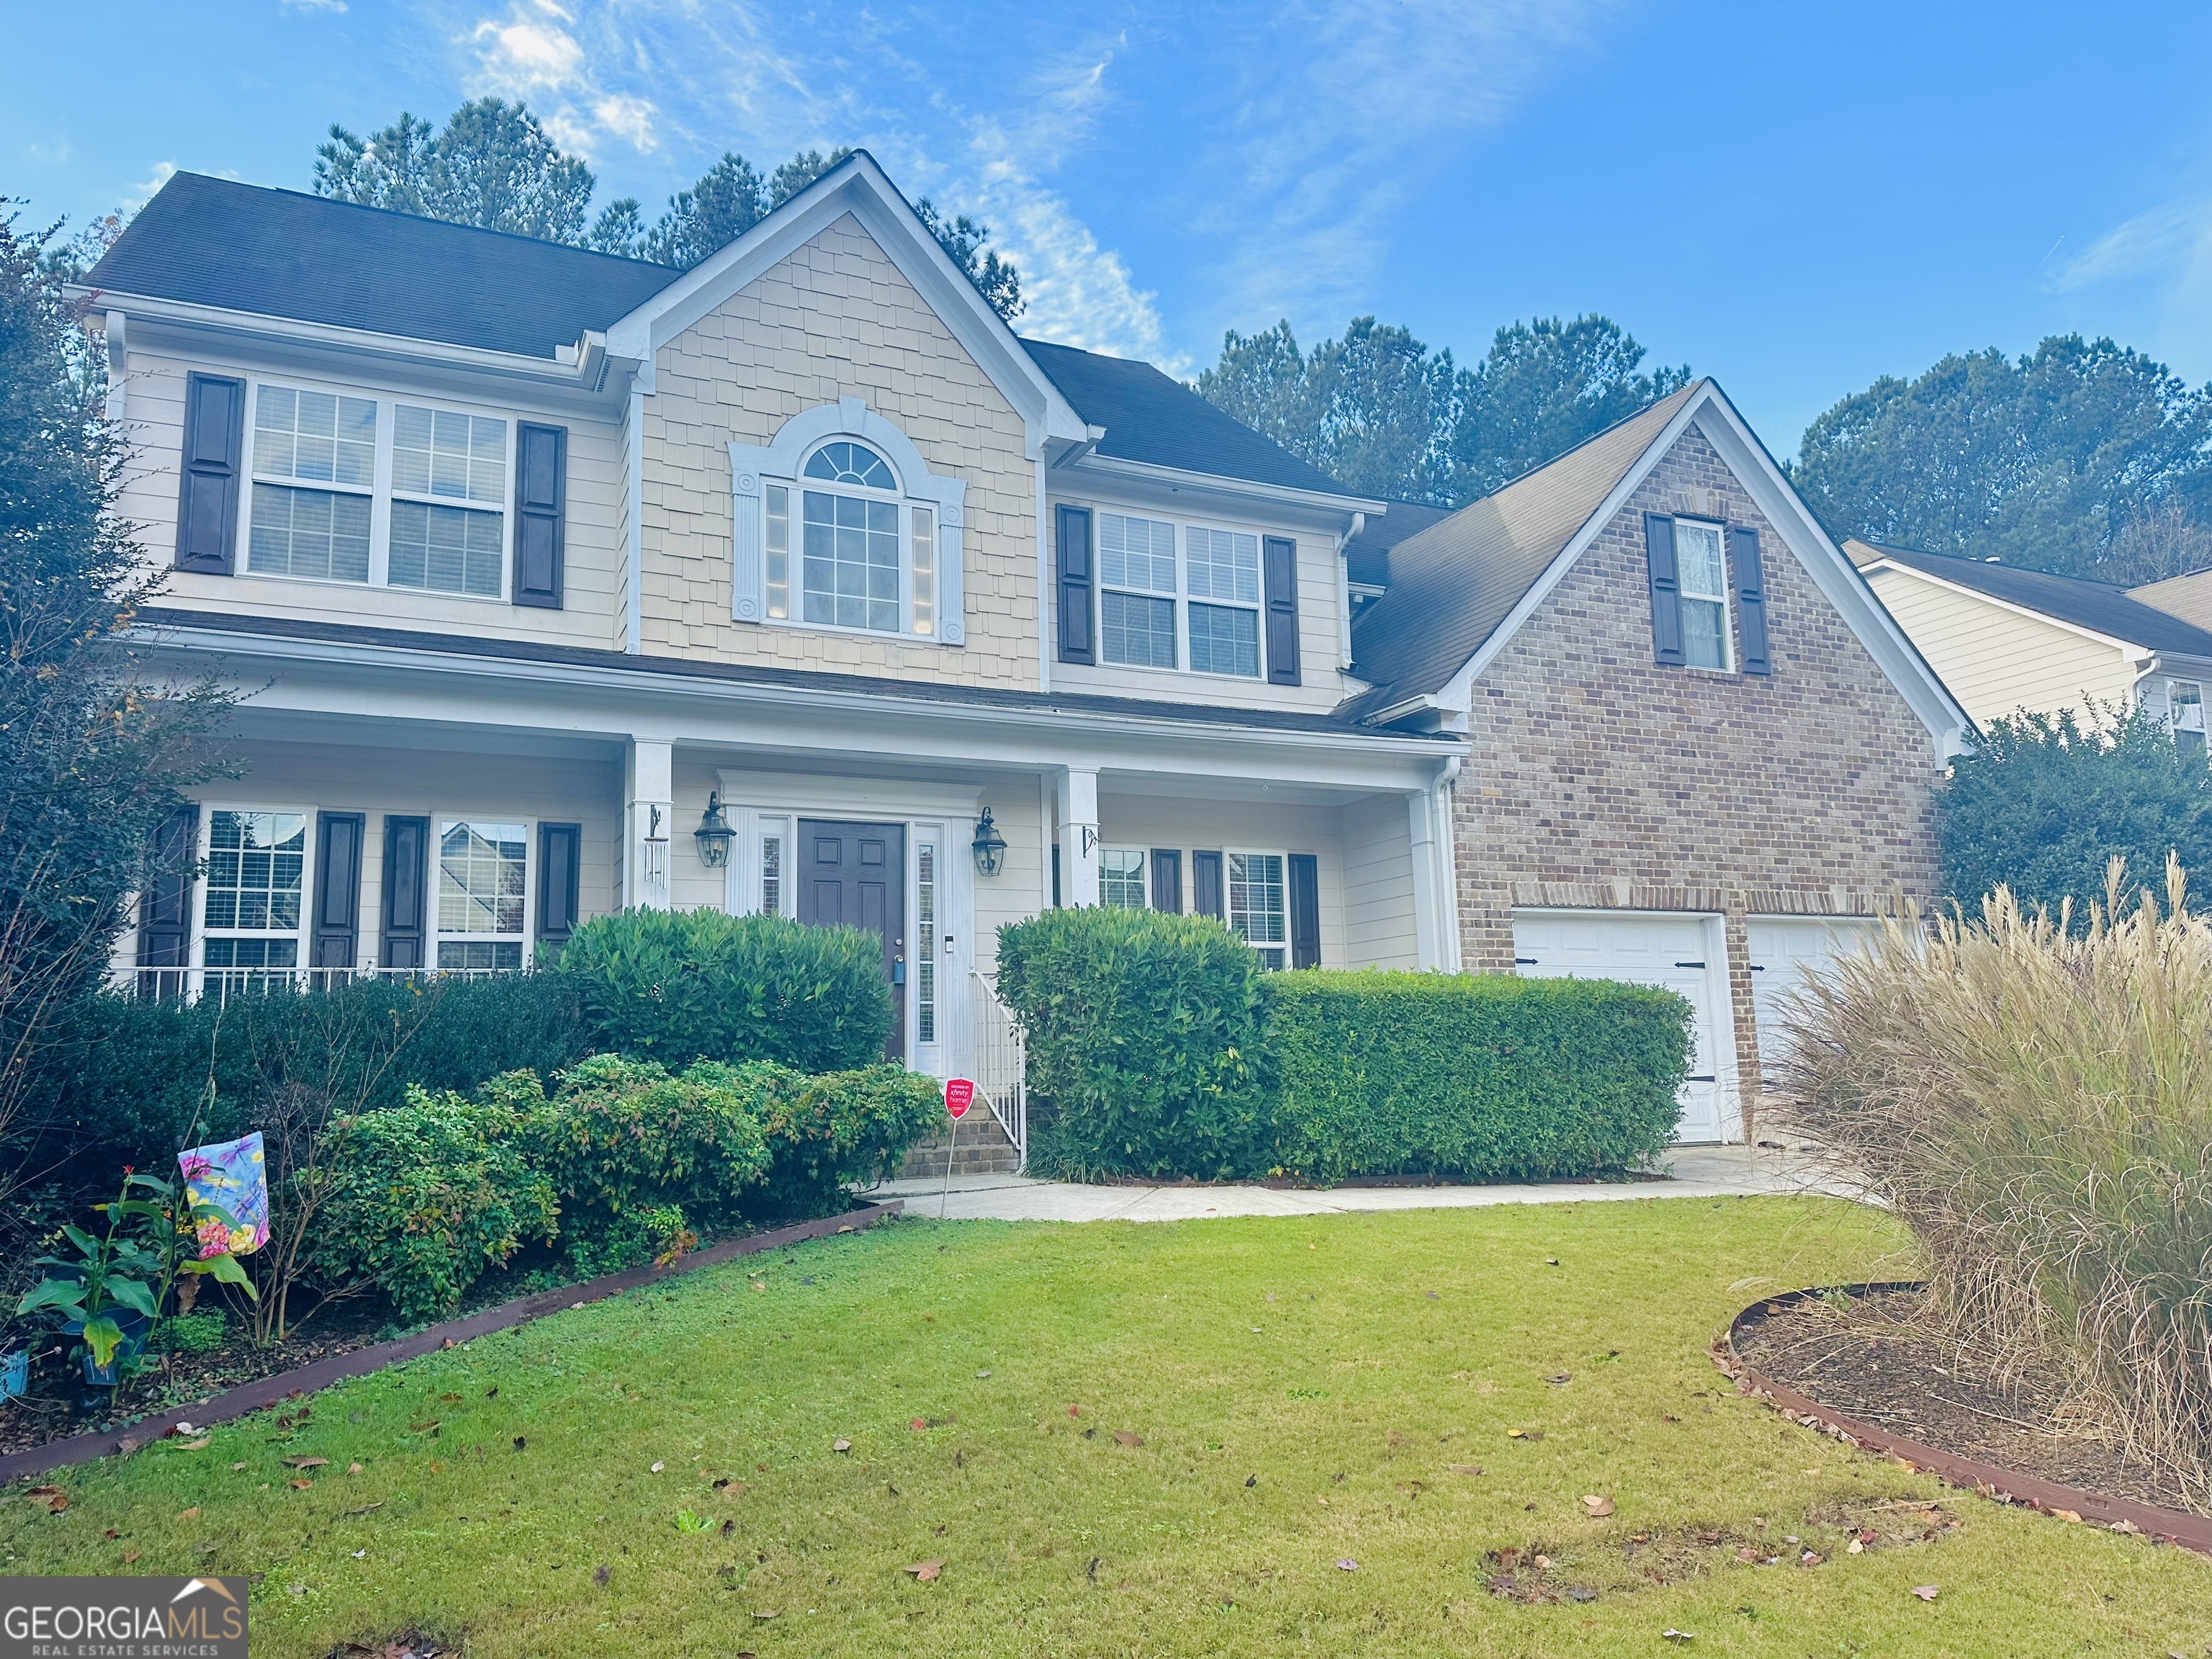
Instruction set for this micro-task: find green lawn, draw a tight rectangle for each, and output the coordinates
[6,1197,2208,1657]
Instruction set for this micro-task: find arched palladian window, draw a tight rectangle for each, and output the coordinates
[728,399,966,644]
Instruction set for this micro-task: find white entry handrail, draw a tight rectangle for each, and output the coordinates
[963,968,1027,1172]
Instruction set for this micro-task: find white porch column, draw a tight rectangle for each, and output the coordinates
[1056,764,1101,907]
[1407,787,1444,970]
[625,736,675,910]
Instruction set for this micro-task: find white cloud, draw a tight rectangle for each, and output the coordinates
[279,0,349,12]
[124,161,176,209]
[465,0,657,155]
[2051,197,2212,291]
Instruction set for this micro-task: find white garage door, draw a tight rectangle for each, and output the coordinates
[1745,917,1880,1084]
[1512,910,1735,1143]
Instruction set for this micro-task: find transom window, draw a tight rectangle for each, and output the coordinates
[1100,848,1148,909]
[243,379,514,600]
[804,441,897,490]
[202,809,307,981]
[1673,518,1731,671]
[436,819,528,971]
[1228,852,1287,971]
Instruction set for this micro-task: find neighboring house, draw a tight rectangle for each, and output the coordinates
[1346,391,1970,1139]
[78,155,1967,1145]
[1853,539,2212,751]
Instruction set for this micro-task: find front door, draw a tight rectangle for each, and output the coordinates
[798,819,906,1059]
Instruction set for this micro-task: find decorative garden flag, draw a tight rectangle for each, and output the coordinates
[179,1132,270,1257]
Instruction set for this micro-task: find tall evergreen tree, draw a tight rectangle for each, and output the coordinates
[316,100,595,244]
[1451,315,1691,498]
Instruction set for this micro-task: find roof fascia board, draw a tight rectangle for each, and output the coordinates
[1858,557,2148,659]
[127,621,1460,777]
[73,290,614,397]
[602,155,1085,457]
[1063,450,1382,520]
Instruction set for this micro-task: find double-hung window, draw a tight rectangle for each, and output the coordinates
[1100,515,1178,668]
[435,819,529,970]
[390,406,508,596]
[1673,519,1731,670]
[243,380,516,599]
[1227,852,1287,969]
[201,809,308,986]
[2172,680,2206,757]
[1186,528,1263,678]
[248,389,376,583]
[1099,848,1148,909]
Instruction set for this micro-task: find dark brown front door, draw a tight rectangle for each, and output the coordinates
[798,819,906,1059]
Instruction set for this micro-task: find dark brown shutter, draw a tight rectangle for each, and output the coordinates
[1051,844,1061,907]
[310,812,365,971]
[135,804,199,999]
[537,822,582,953]
[1643,512,1686,667]
[513,421,567,608]
[1149,848,1183,913]
[1730,525,1771,675]
[1263,536,1301,685]
[176,374,246,574]
[1192,850,1223,920]
[379,815,431,969]
[1288,853,1321,969]
[1055,505,1094,665]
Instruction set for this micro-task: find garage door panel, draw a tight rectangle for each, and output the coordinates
[1747,917,1878,1084]
[1512,910,1732,1144]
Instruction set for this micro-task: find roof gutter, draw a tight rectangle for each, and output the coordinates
[1067,451,1385,516]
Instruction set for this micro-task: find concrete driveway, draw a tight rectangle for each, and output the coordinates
[872,1144,1864,1223]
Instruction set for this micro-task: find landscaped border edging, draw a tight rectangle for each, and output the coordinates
[1713,1283,2212,1557]
[0,1200,903,1488]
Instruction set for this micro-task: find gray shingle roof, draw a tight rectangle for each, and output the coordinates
[1858,541,2212,659]
[1343,385,1700,718]
[85,172,682,360]
[1021,338,1357,498]
[1344,500,1454,589]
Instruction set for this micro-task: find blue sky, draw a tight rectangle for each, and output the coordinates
[9,0,2212,450]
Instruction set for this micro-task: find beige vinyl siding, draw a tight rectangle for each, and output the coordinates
[1864,567,2138,729]
[642,214,1039,688]
[116,351,626,646]
[2130,569,2212,632]
[1339,792,1419,968]
[969,786,1046,978]
[1046,494,1352,712]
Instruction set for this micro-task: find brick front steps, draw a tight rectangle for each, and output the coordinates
[898,1113,1021,1179]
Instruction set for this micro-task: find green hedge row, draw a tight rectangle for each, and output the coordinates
[996,909,1691,1183]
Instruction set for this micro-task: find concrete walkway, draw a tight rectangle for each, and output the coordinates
[871,1144,1863,1223]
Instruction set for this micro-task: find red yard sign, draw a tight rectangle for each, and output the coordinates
[944,1078,975,1120]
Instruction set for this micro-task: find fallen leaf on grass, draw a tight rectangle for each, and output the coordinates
[1545,1256,1561,1267]
[1335,1559,1359,1571]
[911,1418,927,1432]
[904,1561,943,1582]
[1845,1537,1863,1554]
[1447,1465,1485,1476]
[1066,1406,1080,1418]
[122,1550,139,1565]
[289,1479,315,1490]
[1662,1631,1694,1644]
[27,1487,67,1514]
[1581,1495,1615,1518]
[2051,1508,2083,1524]
[650,1461,665,1473]
[832,1439,852,1454]
[751,1609,780,1620]
[1506,1429,1544,1441]
[348,1463,364,1475]
[1545,1375,1572,1386]
[177,1507,200,1521]
[176,1437,211,1451]
[284,1456,328,1469]
[440,1393,461,1403]
[409,1421,439,1434]
[1112,1431,1143,1448]
[342,1503,383,1519]
[593,1565,611,1586]
[1912,1586,1939,1601]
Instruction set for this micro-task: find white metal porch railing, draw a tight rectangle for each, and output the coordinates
[132,963,521,1004]
[957,968,1027,1172]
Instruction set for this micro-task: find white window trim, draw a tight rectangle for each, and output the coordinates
[235,373,517,604]
[1074,504,1275,683]
[431,814,537,971]
[1671,515,1735,674]
[1225,847,1290,967]
[1097,844,1149,909]
[194,802,315,980]
[1096,513,1182,673]
[729,397,966,644]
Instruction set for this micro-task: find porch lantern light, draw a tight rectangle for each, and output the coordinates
[971,807,1008,877]
[694,791,735,868]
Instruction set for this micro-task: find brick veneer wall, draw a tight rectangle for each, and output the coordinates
[1453,422,1944,1105]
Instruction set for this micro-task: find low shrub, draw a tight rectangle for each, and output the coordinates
[517,1053,776,1271]
[1264,971,1690,1183]
[1784,861,2212,1498]
[312,1087,557,1323]
[19,973,586,1185]
[747,1063,947,1217]
[997,907,1270,1180]
[557,907,896,1072]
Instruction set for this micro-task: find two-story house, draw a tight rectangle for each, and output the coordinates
[82,153,1969,1144]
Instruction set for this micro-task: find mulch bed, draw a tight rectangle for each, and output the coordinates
[1731,1285,2206,1519]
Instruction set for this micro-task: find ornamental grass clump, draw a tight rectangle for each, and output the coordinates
[1782,855,2212,1499]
